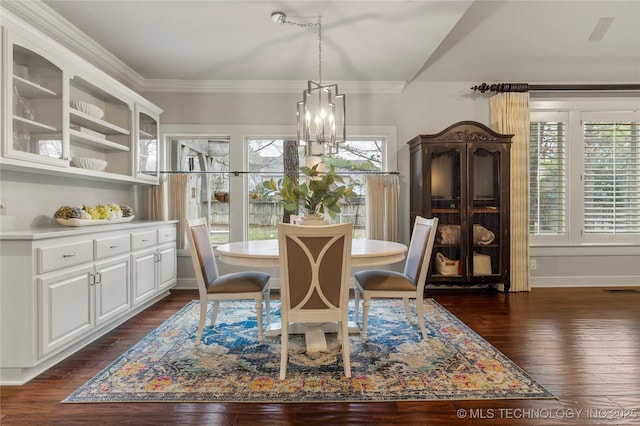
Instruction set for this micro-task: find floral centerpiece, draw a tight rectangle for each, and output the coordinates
[263,164,355,222]
[54,203,135,226]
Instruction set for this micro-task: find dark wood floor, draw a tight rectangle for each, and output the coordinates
[1,287,639,425]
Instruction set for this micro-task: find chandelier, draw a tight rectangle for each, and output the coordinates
[272,12,346,158]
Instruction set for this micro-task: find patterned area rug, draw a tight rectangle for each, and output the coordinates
[64,299,553,403]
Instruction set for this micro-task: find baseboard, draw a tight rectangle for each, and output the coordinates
[531,276,640,287]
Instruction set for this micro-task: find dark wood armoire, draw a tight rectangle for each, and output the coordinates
[408,121,512,293]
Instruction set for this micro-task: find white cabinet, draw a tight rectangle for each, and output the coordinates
[38,263,93,357]
[1,18,162,184]
[157,244,177,292]
[131,248,157,305]
[0,221,177,385]
[94,256,130,325]
[131,227,177,306]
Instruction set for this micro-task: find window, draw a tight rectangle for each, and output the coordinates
[529,113,567,237]
[247,137,385,240]
[582,116,640,235]
[529,101,640,244]
[164,125,395,244]
[172,138,231,244]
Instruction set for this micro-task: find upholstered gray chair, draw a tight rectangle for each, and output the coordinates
[277,222,353,380]
[354,216,438,341]
[187,217,270,344]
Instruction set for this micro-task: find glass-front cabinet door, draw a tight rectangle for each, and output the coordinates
[469,144,503,279]
[429,145,466,280]
[6,35,65,166]
[136,107,159,182]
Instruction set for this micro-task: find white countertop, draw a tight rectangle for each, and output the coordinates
[0,220,178,240]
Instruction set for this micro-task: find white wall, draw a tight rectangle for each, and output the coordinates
[0,169,146,230]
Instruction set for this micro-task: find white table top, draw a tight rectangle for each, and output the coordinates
[216,238,407,268]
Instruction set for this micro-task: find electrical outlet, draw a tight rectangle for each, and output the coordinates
[531,259,537,270]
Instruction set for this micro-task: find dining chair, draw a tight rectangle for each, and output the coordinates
[277,222,353,380]
[354,216,438,342]
[186,217,270,344]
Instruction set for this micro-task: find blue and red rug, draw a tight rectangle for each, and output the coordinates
[64,299,553,403]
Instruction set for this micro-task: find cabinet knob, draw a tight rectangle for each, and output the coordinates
[62,252,77,258]
[109,245,120,248]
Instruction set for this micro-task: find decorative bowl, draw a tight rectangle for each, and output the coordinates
[72,157,107,171]
[70,100,105,119]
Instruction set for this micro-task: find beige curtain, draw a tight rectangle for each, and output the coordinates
[148,173,189,249]
[168,173,189,250]
[148,174,168,221]
[364,174,399,241]
[490,92,531,292]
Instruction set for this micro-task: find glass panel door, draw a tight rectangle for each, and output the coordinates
[10,44,64,165]
[430,147,463,278]
[137,111,158,179]
[470,146,501,277]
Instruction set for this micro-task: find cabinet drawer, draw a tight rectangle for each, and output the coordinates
[95,235,130,260]
[38,241,93,274]
[157,227,176,244]
[131,231,157,250]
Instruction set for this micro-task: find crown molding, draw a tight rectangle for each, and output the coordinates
[2,1,407,95]
[141,79,407,94]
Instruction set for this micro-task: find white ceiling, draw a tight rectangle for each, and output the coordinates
[39,0,640,90]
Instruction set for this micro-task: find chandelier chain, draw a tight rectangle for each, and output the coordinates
[318,16,322,85]
[278,14,323,84]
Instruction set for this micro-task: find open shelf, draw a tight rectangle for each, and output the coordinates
[69,129,130,152]
[70,109,130,136]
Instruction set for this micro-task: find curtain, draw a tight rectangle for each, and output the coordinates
[148,173,189,249]
[364,174,399,241]
[148,174,168,221]
[490,92,531,292]
[168,173,189,250]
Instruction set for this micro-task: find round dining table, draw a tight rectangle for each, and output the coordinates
[215,238,408,268]
[215,238,408,352]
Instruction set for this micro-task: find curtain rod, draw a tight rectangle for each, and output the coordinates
[159,170,399,176]
[471,82,640,94]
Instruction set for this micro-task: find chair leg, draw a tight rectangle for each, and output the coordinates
[264,289,271,325]
[341,319,351,378]
[403,297,414,324]
[353,287,360,325]
[416,297,429,340]
[210,300,220,326]
[279,321,289,380]
[361,298,370,342]
[195,299,208,345]
[255,299,264,342]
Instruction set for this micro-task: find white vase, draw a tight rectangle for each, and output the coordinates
[296,213,330,226]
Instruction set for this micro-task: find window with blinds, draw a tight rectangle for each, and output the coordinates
[529,119,566,236]
[583,120,640,235]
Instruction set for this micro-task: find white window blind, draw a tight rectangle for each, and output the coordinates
[529,116,567,236]
[583,119,640,235]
